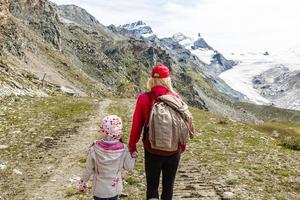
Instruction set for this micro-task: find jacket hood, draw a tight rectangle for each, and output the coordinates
[91,140,125,163]
[158,94,188,113]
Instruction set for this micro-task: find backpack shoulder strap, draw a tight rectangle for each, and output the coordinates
[146,91,156,107]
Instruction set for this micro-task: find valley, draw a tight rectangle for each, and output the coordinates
[0,1,300,200]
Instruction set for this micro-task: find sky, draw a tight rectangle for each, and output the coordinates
[51,0,300,54]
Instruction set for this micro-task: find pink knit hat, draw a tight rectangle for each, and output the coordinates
[100,115,122,140]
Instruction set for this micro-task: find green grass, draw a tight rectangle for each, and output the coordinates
[2,97,299,200]
[107,99,146,199]
[106,101,300,199]
[251,120,300,151]
[189,107,300,200]
[238,102,300,124]
[0,96,97,199]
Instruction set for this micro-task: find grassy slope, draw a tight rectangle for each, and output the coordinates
[190,108,300,200]
[107,99,300,200]
[239,102,300,124]
[0,96,97,198]
[1,97,299,200]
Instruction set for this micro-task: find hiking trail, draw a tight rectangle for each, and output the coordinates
[25,99,230,200]
[173,142,230,200]
[28,99,111,200]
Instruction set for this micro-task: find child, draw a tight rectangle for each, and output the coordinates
[79,115,137,200]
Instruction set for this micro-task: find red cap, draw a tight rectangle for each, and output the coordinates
[151,64,170,78]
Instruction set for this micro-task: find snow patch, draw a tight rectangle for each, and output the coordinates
[220,49,300,106]
[191,49,215,64]
[179,38,193,47]
[142,33,154,38]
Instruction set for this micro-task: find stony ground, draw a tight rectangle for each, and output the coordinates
[0,97,299,200]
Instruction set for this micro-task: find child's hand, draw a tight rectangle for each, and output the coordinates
[79,180,87,192]
[131,151,138,159]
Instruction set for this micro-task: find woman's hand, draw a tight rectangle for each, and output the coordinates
[179,144,186,153]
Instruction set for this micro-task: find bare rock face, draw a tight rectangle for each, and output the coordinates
[56,4,101,28]
[253,66,300,110]
[8,0,62,49]
[192,36,213,50]
[0,0,10,21]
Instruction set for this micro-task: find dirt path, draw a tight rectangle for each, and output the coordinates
[28,99,111,200]
[173,145,231,200]
[26,98,230,200]
[174,160,224,200]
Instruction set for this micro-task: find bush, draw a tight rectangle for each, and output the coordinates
[281,137,300,151]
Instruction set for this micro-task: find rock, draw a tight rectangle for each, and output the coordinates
[0,144,8,149]
[69,175,81,182]
[223,191,235,199]
[44,136,54,142]
[192,36,213,50]
[0,163,7,170]
[272,130,279,138]
[13,168,23,175]
[60,86,78,96]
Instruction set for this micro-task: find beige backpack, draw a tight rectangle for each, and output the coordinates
[148,94,194,152]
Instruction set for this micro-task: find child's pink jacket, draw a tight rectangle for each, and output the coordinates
[81,140,135,198]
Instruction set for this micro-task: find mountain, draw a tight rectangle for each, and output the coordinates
[219,50,300,110]
[112,25,244,100]
[0,0,262,123]
[171,32,238,75]
[119,20,154,38]
[1,2,300,199]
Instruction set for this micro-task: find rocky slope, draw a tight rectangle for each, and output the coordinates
[253,66,300,110]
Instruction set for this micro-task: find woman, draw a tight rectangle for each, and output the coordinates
[129,64,185,200]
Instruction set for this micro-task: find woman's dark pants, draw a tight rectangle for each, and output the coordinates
[145,150,181,200]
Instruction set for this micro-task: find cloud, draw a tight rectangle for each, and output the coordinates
[51,0,300,53]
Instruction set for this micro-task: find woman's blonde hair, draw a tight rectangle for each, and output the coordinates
[147,77,174,92]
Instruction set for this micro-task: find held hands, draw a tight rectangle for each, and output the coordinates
[79,180,87,192]
[131,151,138,159]
[179,144,186,153]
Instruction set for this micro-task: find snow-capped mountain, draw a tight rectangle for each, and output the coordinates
[119,20,154,38]
[111,22,245,101]
[219,49,300,110]
[172,32,237,74]
[173,32,214,64]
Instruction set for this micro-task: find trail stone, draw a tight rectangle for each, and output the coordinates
[0,145,8,149]
[223,191,235,199]
[0,163,7,170]
[272,130,279,138]
[13,168,23,175]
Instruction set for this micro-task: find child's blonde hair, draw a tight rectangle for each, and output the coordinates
[147,77,174,93]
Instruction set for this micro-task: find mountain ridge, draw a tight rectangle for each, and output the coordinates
[0,0,275,123]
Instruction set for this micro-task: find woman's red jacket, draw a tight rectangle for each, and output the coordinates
[128,86,186,156]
